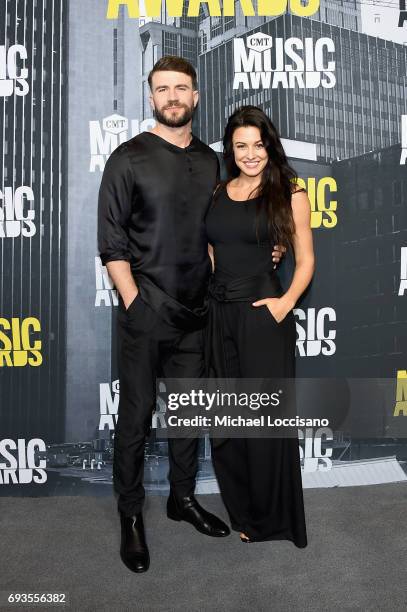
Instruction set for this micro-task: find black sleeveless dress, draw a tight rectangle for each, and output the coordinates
[205,184,307,547]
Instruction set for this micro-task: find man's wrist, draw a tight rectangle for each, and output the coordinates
[122,288,138,309]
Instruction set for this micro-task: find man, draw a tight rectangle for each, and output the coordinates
[98,56,284,573]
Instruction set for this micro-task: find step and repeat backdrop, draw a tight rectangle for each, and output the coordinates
[1,0,406,496]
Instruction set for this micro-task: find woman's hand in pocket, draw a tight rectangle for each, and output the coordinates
[252,296,292,323]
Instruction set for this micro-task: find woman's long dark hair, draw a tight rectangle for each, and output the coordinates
[220,106,304,250]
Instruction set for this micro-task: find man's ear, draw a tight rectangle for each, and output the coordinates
[193,90,199,108]
[149,93,155,112]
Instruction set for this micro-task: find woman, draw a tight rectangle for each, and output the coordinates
[206,106,314,546]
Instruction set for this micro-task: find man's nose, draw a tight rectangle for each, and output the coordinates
[166,89,180,102]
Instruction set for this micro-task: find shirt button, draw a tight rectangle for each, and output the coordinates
[189,167,192,172]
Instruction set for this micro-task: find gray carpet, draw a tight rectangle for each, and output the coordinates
[1,484,407,612]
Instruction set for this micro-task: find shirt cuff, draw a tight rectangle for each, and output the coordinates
[99,252,131,266]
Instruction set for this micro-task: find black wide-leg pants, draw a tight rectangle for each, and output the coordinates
[114,293,205,517]
[211,300,307,547]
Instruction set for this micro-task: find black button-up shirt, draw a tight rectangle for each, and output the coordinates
[98,131,219,312]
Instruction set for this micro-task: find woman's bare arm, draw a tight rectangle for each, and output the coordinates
[280,189,315,309]
[252,190,315,320]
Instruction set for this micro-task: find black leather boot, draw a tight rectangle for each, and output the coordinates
[167,491,230,537]
[119,511,150,573]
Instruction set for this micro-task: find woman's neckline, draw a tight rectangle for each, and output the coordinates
[225,184,261,203]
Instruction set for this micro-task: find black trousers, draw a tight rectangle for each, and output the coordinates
[114,293,205,516]
[210,300,308,547]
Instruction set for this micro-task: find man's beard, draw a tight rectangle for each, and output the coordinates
[154,103,195,128]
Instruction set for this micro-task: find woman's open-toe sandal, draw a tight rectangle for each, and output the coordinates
[240,533,252,543]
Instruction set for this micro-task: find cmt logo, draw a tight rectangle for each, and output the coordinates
[295,178,337,229]
[233,35,335,90]
[99,379,120,430]
[0,318,42,367]
[0,44,29,97]
[298,427,333,472]
[89,114,155,172]
[247,33,273,51]
[0,187,36,238]
[295,307,336,357]
[95,256,118,307]
[399,247,407,296]
[0,438,47,484]
[394,370,407,417]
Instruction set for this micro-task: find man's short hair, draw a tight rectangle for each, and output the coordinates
[148,56,198,91]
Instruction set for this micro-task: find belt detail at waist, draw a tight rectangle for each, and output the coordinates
[208,271,282,302]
